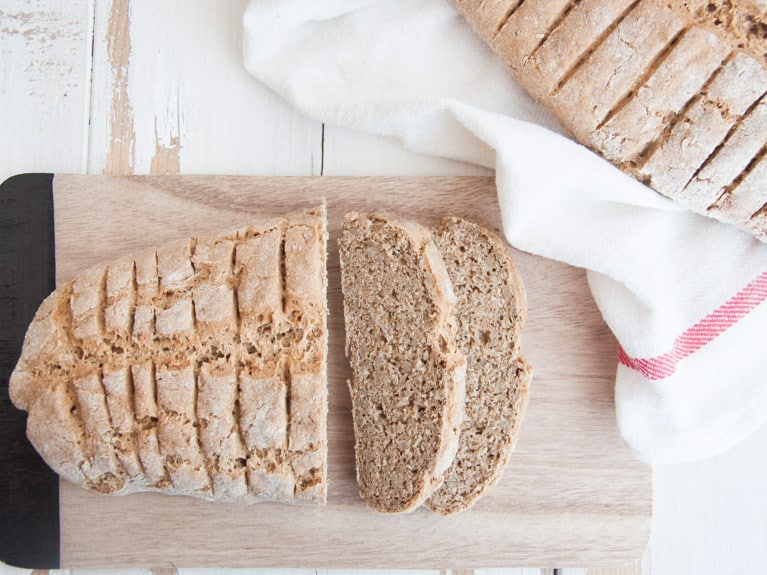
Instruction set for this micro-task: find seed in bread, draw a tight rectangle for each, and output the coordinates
[338,213,467,514]
[9,205,328,504]
[425,216,532,515]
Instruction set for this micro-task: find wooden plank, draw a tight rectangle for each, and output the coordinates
[588,565,642,575]
[88,0,322,176]
[651,418,767,575]
[558,564,642,575]
[477,569,552,575]
[51,175,650,568]
[0,0,92,183]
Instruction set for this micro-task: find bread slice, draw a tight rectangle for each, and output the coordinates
[425,217,531,515]
[338,213,467,513]
[455,0,767,240]
[9,205,328,504]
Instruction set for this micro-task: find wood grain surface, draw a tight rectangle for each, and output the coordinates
[51,174,651,569]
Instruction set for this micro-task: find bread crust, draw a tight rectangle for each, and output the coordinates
[9,206,328,504]
[455,0,767,240]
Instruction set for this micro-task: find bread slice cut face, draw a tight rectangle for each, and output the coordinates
[340,213,531,515]
[338,213,467,513]
[425,216,531,515]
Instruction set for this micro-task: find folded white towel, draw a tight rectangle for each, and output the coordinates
[242,0,767,463]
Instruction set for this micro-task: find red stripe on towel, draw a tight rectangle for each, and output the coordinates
[618,271,767,380]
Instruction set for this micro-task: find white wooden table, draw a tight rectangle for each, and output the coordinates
[2,1,767,574]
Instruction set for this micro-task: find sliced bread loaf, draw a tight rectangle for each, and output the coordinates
[426,216,532,515]
[9,205,329,504]
[338,213,467,513]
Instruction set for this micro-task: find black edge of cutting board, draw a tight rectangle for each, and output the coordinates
[0,173,59,569]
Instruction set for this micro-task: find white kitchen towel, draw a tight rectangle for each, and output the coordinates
[242,0,767,463]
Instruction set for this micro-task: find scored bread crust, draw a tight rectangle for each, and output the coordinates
[426,216,532,515]
[339,213,467,514]
[9,205,329,504]
[454,0,767,240]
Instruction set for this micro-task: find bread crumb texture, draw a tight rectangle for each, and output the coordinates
[456,0,767,240]
[426,217,531,515]
[9,205,329,505]
[339,213,530,515]
[339,213,467,513]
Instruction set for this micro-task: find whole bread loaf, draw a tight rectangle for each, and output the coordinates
[454,0,767,240]
[9,205,329,504]
[338,213,467,513]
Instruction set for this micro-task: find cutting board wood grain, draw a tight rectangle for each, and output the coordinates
[50,174,650,568]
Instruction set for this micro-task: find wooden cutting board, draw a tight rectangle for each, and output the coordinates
[51,174,650,569]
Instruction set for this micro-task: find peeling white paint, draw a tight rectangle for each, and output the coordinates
[0,0,90,182]
[0,3,84,98]
[103,0,135,175]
